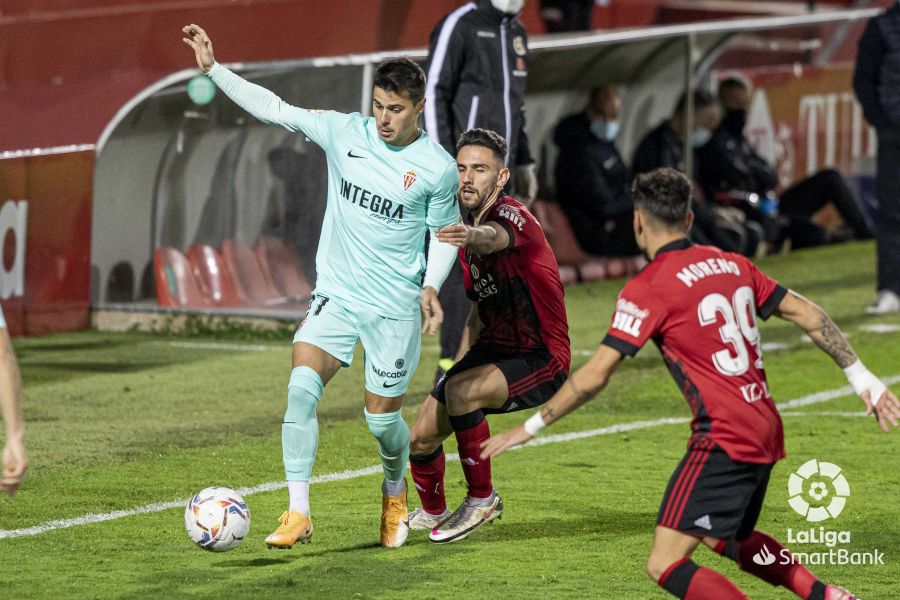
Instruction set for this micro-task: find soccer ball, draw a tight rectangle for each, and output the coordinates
[184,486,250,552]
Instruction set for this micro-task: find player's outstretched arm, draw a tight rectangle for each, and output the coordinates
[480,344,624,459]
[774,290,900,432]
[437,222,509,256]
[180,24,313,134]
[182,24,216,72]
[0,329,26,496]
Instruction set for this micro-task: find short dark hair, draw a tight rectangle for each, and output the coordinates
[373,58,426,103]
[674,89,716,116]
[456,128,508,164]
[631,168,693,226]
[717,77,749,104]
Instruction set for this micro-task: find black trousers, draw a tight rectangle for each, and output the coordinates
[876,129,900,294]
[572,211,641,257]
[438,261,470,359]
[780,168,873,249]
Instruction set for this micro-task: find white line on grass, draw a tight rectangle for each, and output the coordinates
[163,341,280,352]
[2,375,898,540]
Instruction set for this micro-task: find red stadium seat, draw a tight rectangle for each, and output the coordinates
[186,244,244,307]
[254,236,313,301]
[532,200,607,282]
[221,239,285,305]
[153,247,213,308]
[558,265,579,285]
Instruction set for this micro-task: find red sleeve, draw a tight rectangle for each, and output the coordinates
[741,257,788,320]
[489,203,537,251]
[458,248,477,301]
[601,279,668,357]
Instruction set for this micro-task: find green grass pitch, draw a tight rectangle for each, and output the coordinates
[1,241,898,599]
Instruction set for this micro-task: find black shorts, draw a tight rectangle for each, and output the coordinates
[657,438,773,541]
[431,345,567,414]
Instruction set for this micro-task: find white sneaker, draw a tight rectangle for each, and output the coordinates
[408,507,450,530]
[866,290,900,315]
[429,494,503,544]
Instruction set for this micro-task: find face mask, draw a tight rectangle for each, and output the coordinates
[691,128,712,148]
[722,109,747,135]
[591,120,619,141]
[490,0,525,14]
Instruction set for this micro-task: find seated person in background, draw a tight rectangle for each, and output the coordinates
[553,85,640,257]
[633,89,764,256]
[697,77,873,250]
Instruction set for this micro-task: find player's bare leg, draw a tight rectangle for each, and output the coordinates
[408,395,454,528]
[648,526,748,598]
[364,390,410,547]
[266,342,341,549]
[430,364,508,543]
[702,534,858,599]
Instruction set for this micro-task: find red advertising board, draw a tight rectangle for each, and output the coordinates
[0,151,93,336]
[718,64,875,189]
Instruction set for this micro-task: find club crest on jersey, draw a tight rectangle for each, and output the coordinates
[403,170,417,191]
[513,36,527,56]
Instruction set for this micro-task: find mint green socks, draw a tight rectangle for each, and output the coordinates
[283,366,323,481]
[364,408,410,490]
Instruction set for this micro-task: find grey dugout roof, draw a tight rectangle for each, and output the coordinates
[97,7,881,153]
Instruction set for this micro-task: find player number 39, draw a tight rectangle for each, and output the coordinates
[697,286,764,377]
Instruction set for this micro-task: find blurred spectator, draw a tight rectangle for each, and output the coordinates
[541,0,594,32]
[0,306,27,497]
[424,0,537,380]
[553,85,640,257]
[697,78,872,252]
[853,2,900,314]
[633,90,764,256]
[425,0,537,204]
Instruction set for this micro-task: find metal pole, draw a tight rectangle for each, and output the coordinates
[684,32,697,179]
[361,62,374,116]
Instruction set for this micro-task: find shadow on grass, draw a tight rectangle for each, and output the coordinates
[217,541,382,567]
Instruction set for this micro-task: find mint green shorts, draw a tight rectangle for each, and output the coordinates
[293,292,421,397]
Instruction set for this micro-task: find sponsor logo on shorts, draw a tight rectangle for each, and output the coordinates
[693,514,712,531]
[373,363,408,389]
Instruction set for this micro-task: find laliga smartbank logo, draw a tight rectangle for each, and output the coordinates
[750,460,884,567]
[788,459,850,522]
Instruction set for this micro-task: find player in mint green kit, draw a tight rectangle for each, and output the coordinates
[183,24,461,548]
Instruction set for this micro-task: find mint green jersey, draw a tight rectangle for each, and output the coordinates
[208,64,459,318]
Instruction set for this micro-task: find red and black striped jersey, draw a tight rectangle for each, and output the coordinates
[603,239,787,464]
[460,194,571,372]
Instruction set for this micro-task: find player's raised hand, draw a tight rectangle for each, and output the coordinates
[421,286,444,335]
[1,437,27,497]
[436,224,473,248]
[182,24,216,73]
[480,425,532,460]
[863,387,900,433]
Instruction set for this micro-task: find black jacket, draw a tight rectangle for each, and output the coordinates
[695,114,777,199]
[553,111,632,224]
[632,120,685,175]
[424,0,533,166]
[854,3,900,131]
